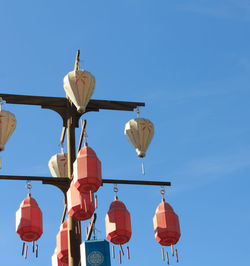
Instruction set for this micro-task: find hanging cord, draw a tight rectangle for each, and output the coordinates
[26,181,32,196]
[60,143,64,154]
[74,50,80,71]
[84,130,88,146]
[136,108,140,118]
[113,184,118,200]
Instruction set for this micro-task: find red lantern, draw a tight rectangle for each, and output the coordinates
[105,195,132,245]
[52,248,68,266]
[153,196,181,263]
[73,143,102,193]
[56,221,68,264]
[16,193,43,242]
[67,181,95,221]
[153,198,180,246]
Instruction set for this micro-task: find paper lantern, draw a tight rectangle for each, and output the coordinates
[56,221,68,264]
[48,153,68,178]
[73,144,102,193]
[105,196,132,245]
[0,109,16,151]
[124,118,154,158]
[16,194,43,242]
[153,199,181,246]
[64,69,95,113]
[67,181,95,221]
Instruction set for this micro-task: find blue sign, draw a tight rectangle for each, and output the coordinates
[81,239,111,266]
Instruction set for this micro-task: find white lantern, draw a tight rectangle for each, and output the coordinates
[48,153,68,178]
[0,109,16,151]
[124,118,154,158]
[63,69,95,113]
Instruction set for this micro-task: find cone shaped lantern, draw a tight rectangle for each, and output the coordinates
[48,153,68,178]
[64,69,95,113]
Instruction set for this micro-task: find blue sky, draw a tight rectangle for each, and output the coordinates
[0,0,250,265]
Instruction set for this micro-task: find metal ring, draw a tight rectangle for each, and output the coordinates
[113,185,118,193]
[160,187,165,196]
[26,183,32,190]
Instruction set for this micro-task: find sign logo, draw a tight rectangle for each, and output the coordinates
[87,251,104,266]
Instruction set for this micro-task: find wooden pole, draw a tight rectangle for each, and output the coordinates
[67,113,81,266]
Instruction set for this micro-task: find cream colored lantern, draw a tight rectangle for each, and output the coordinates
[63,69,95,113]
[48,153,68,178]
[0,108,16,151]
[124,118,154,158]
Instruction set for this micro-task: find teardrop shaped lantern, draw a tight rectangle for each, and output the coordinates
[124,117,154,158]
[105,189,132,245]
[73,143,102,193]
[67,181,95,221]
[48,152,68,178]
[153,190,181,263]
[16,185,43,259]
[0,108,16,151]
[56,221,68,264]
[64,69,95,113]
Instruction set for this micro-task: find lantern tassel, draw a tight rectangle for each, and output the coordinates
[36,244,38,258]
[86,226,89,237]
[127,246,130,260]
[175,248,179,263]
[24,245,28,259]
[84,199,87,213]
[161,247,165,261]
[166,251,169,265]
[171,244,174,256]
[120,244,124,256]
[32,241,35,253]
[95,195,98,209]
[112,246,115,259]
[80,195,83,210]
[142,161,145,175]
[119,250,122,264]
[22,242,25,256]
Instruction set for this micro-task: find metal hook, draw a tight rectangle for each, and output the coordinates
[84,131,88,146]
[160,186,165,201]
[26,181,32,195]
[113,184,118,200]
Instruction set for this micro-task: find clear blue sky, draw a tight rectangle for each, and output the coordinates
[0,0,250,265]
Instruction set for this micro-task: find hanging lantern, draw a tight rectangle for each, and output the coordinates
[48,152,68,177]
[153,189,181,263]
[52,248,68,266]
[67,181,95,221]
[124,117,154,158]
[124,110,154,175]
[56,221,68,264]
[64,69,95,113]
[73,143,102,193]
[52,248,67,266]
[0,109,16,151]
[16,184,42,259]
[105,186,131,263]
